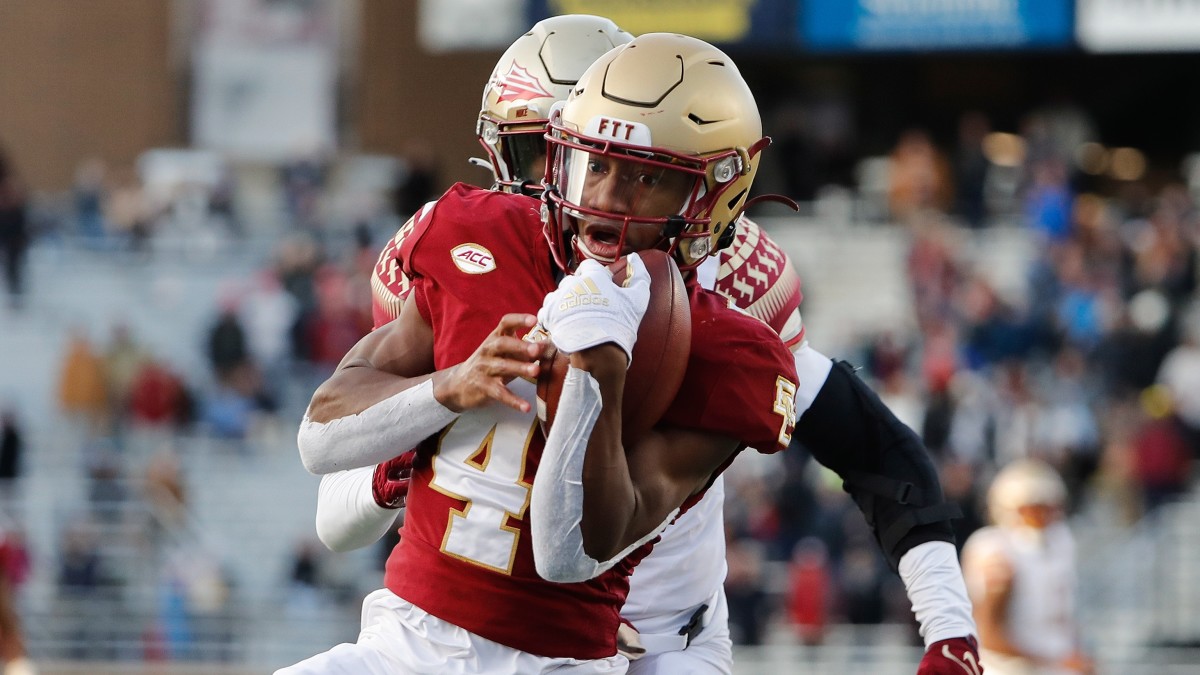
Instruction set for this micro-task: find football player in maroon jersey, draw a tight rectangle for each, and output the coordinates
[289,24,981,675]
[282,31,798,674]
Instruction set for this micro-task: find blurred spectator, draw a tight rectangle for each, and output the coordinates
[296,264,372,376]
[393,140,438,220]
[276,233,322,314]
[56,326,111,433]
[837,540,889,626]
[1124,186,1198,304]
[1023,157,1073,243]
[73,157,109,246]
[1089,402,1145,526]
[1131,389,1193,514]
[1095,290,1177,397]
[724,539,769,646]
[887,128,953,223]
[58,520,104,590]
[103,321,149,431]
[142,449,188,531]
[906,215,961,331]
[0,145,29,310]
[1035,348,1101,500]
[991,361,1041,466]
[128,358,192,430]
[105,166,153,256]
[57,518,110,659]
[286,539,334,616]
[785,537,830,646]
[1052,240,1113,354]
[957,274,1041,369]
[158,546,231,661]
[83,438,126,515]
[207,299,251,383]
[0,408,24,511]
[963,460,1093,675]
[281,153,328,231]
[0,521,31,675]
[240,270,299,402]
[940,458,985,551]
[199,370,271,443]
[1156,301,1200,455]
[953,111,992,229]
[772,102,821,202]
[0,524,29,593]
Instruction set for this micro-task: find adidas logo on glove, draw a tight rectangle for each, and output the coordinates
[558,279,611,311]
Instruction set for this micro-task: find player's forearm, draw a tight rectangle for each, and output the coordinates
[299,374,457,474]
[306,365,435,423]
[573,346,640,560]
[898,541,977,647]
[530,362,674,582]
[315,468,399,552]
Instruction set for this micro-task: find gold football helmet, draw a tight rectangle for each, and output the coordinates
[543,32,769,271]
[476,15,632,194]
[987,459,1067,530]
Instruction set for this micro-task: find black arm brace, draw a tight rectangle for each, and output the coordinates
[795,360,959,570]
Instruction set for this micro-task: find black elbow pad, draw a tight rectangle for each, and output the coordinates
[795,360,959,570]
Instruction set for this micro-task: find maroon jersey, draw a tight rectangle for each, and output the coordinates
[373,208,807,349]
[370,205,425,328]
[382,182,797,659]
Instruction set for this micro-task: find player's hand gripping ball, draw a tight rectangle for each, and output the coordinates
[535,249,691,446]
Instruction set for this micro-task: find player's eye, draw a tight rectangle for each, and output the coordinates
[636,172,660,187]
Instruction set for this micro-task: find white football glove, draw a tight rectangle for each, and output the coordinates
[537,255,650,366]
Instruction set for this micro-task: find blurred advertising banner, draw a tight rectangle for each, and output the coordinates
[191,0,339,161]
[800,0,1073,51]
[1078,0,1200,52]
[419,0,529,51]
[526,0,796,46]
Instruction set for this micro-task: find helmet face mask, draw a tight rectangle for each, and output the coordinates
[549,132,719,265]
[475,15,632,195]
[477,116,549,192]
[541,32,767,272]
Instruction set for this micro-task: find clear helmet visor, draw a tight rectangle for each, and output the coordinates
[558,145,701,222]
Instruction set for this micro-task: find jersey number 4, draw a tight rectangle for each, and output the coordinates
[427,391,538,575]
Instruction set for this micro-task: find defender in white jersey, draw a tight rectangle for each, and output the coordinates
[313,15,980,675]
[963,460,1092,675]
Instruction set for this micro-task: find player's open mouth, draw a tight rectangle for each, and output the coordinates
[577,223,626,262]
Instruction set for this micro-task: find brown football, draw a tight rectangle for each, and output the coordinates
[537,249,692,446]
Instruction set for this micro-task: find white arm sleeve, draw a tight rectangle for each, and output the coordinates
[298,379,458,474]
[315,467,400,553]
[530,366,676,583]
[899,541,978,647]
[792,341,834,418]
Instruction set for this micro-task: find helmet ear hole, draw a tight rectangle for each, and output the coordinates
[725,188,747,213]
[714,220,736,251]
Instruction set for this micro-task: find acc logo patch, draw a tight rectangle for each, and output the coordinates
[451,243,496,274]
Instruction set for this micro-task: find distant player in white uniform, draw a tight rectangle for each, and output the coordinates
[315,14,981,675]
[963,460,1093,675]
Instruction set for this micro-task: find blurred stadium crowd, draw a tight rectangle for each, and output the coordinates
[0,3,1199,673]
[1,87,1198,670]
